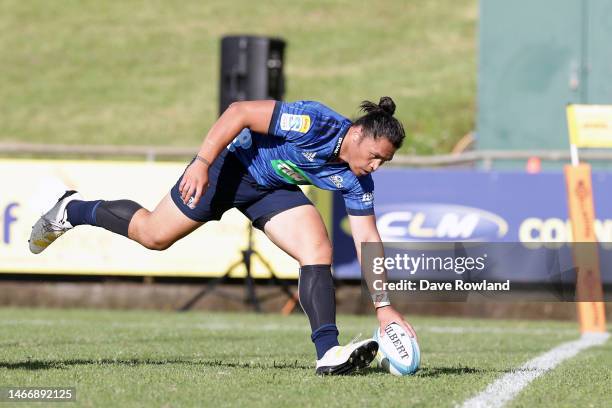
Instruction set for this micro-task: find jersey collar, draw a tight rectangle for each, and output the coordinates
[327,125,350,163]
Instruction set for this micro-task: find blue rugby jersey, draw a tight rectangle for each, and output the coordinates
[227,101,375,215]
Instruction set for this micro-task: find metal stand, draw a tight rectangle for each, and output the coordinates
[178,226,298,312]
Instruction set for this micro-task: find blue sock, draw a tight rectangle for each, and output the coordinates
[66,200,103,226]
[312,323,339,359]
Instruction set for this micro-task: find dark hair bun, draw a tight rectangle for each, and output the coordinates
[358,97,396,116]
[378,96,395,116]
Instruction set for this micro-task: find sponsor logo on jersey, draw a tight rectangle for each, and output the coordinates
[332,136,344,157]
[329,175,343,188]
[280,113,311,133]
[302,151,317,162]
[270,160,313,185]
[362,192,374,202]
[227,129,252,152]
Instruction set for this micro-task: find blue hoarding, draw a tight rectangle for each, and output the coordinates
[332,169,612,282]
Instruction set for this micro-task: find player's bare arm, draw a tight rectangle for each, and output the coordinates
[179,100,276,206]
[348,214,417,339]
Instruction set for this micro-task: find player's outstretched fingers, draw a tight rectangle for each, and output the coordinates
[184,183,195,205]
[183,177,194,203]
[180,179,187,202]
[399,320,418,340]
[193,184,204,207]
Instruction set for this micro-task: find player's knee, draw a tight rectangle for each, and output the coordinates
[140,233,175,251]
[129,214,174,250]
[298,240,333,265]
[138,231,176,251]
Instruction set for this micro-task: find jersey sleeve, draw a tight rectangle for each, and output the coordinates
[267,101,345,147]
[342,175,375,216]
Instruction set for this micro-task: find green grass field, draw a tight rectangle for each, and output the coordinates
[0,308,609,407]
[0,0,476,155]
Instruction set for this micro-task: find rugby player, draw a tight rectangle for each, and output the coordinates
[29,97,417,375]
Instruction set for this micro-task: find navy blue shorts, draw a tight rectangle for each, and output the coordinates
[170,149,313,229]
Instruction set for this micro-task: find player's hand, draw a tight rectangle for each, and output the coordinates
[376,305,417,339]
[179,159,210,208]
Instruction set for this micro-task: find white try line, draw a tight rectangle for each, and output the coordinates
[460,332,610,408]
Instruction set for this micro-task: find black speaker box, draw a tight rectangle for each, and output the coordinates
[219,35,286,116]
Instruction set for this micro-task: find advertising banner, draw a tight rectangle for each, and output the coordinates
[332,168,612,282]
[0,159,300,278]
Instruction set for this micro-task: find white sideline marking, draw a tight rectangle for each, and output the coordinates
[460,332,610,408]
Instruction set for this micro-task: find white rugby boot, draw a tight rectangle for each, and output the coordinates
[315,338,378,375]
[29,190,83,254]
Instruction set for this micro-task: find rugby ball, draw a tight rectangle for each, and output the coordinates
[373,323,420,376]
